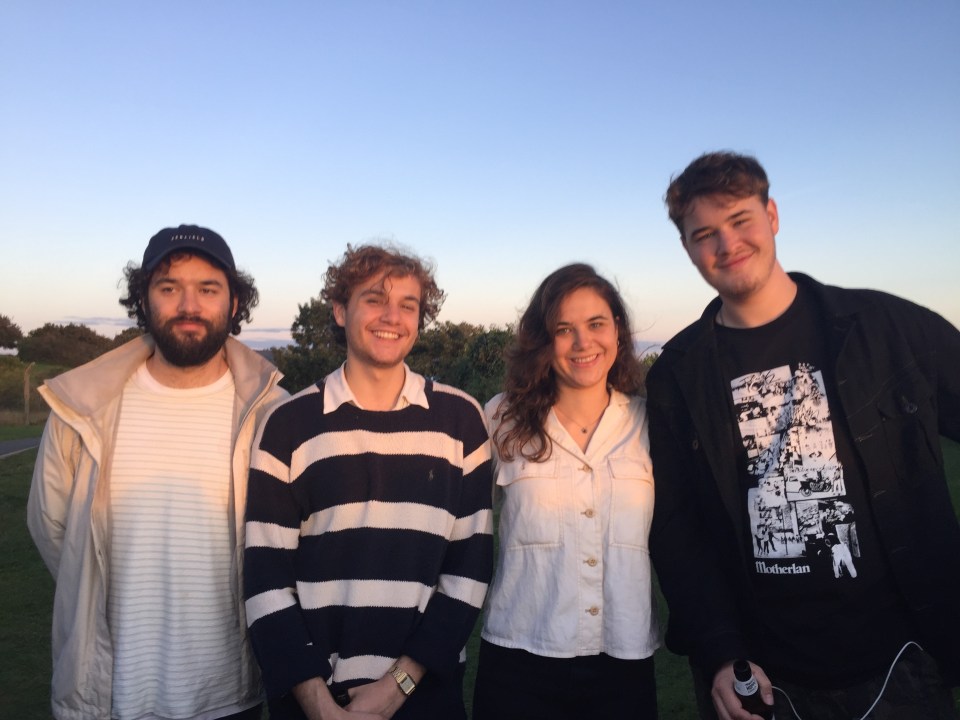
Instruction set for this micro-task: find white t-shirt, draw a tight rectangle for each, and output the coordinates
[108,364,255,719]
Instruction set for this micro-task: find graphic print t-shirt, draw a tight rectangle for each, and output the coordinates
[716,286,912,686]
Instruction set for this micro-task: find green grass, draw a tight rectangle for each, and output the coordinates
[0,448,55,720]
[4,439,959,718]
[0,423,44,442]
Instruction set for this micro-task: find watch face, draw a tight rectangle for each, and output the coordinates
[391,667,416,695]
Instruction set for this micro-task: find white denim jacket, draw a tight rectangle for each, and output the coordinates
[481,390,661,659]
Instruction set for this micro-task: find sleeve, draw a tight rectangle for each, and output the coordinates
[930,308,960,442]
[26,413,80,576]
[401,398,494,679]
[243,402,331,697]
[646,363,749,676]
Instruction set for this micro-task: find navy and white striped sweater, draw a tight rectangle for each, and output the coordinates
[244,375,493,698]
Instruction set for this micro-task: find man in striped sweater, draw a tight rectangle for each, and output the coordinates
[244,244,493,720]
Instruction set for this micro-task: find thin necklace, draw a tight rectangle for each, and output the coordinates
[554,404,604,435]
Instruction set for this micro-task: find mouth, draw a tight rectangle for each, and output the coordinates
[570,353,601,366]
[372,330,402,340]
[169,317,208,333]
[718,253,752,270]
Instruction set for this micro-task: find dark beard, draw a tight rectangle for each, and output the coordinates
[148,312,231,368]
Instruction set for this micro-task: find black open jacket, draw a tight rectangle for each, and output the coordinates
[647,273,960,682]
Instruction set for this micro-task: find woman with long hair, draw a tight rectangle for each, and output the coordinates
[472,263,660,719]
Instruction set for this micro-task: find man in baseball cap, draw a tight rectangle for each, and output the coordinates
[28,224,287,719]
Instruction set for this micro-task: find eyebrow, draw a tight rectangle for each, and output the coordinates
[689,209,752,238]
[556,314,610,325]
[150,275,226,288]
[358,287,421,305]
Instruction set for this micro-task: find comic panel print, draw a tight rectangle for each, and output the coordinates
[734,363,859,577]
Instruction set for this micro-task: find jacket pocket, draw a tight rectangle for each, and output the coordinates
[608,455,654,548]
[875,369,940,484]
[496,457,563,547]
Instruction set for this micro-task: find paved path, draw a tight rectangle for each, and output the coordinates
[0,437,41,459]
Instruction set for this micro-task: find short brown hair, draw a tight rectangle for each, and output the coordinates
[665,151,769,235]
[321,243,445,346]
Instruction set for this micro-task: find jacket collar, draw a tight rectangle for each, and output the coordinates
[42,334,281,418]
[663,272,871,357]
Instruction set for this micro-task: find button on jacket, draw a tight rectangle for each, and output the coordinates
[481,390,661,659]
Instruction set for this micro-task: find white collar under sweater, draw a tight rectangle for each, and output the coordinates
[323,363,430,413]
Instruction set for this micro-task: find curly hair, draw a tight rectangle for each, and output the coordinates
[493,263,645,463]
[320,243,445,346]
[665,151,770,236]
[119,251,259,336]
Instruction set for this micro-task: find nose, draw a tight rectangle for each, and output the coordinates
[715,227,739,256]
[380,301,401,323]
[178,288,201,314]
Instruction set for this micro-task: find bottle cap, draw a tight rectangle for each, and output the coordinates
[733,659,752,682]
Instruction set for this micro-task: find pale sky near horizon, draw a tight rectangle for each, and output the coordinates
[2,1,958,350]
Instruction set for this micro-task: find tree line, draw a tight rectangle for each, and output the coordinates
[269,299,514,402]
[1,307,655,415]
[0,308,516,411]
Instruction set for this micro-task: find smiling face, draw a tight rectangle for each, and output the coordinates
[551,287,619,394]
[333,272,422,372]
[146,253,235,368]
[681,194,780,303]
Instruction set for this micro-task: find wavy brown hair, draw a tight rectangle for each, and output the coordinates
[119,251,258,336]
[493,263,645,462]
[321,243,445,346]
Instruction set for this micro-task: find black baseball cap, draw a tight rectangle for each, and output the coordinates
[142,224,236,272]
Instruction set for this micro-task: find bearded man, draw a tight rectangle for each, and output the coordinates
[28,225,287,720]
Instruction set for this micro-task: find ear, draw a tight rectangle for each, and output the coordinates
[231,296,239,319]
[333,303,347,328]
[766,198,780,235]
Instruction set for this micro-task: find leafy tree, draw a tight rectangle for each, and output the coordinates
[0,314,22,349]
[273,294,513,402]
[447,326,513,404]
[273,298,345,393]
[18,323,113,368]
[406,322,485,381]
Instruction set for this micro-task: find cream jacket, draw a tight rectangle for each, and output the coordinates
[481,390,661,659]
[27,336,287,720]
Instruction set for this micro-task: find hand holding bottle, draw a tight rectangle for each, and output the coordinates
[711,659,775,720]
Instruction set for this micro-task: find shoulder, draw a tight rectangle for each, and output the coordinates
[483,392,509,429]
[795,273,952,331]
[427,379,485,417]
[260,381,324,427]
[613,390,649,428]
[621,391,646,415]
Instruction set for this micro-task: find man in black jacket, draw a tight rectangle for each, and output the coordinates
[648,151,960,720]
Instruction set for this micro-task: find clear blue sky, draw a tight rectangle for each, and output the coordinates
[2,1,958,350]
